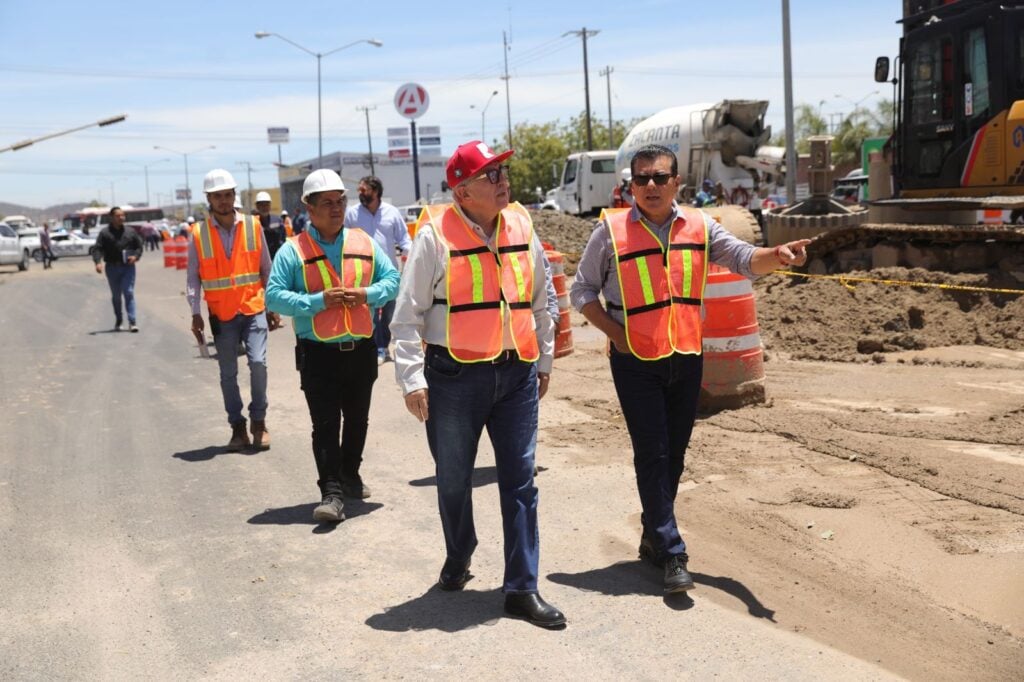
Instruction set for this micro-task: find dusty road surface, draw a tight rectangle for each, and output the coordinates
[1,253,1021,680]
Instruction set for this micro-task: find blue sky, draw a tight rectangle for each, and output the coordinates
[0,0,901,208]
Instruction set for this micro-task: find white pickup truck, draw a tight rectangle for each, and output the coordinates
[0,221,30,271]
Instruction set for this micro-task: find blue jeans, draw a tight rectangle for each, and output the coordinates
[211,312,269,425]
[609,349,703,560]
[424,346,540,594]
[104,263,136,325]
[374,299,396,354]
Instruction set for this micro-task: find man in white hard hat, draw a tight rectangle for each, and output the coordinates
[254,191,283,258]
[266,169,400,523]
[187,168,282,452]
[344,175,411,365]
[391,140,564,628]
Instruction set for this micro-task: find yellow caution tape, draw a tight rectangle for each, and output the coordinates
[772,270,1024,295]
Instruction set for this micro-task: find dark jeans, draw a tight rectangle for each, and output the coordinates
[374,299,396,354]
[424,346,540,594]
[609,349,703,560]
[297,337,378,497]
[104,263,136,325]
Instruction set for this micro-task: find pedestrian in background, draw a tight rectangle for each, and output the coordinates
[344,175,411,364]
[255,191,284,259]
[39,222,55,269]
[92,207,144,332]
[187,169,282,453]
[267,170,400,523]
[571,144,810,594]
[392,140,564,628]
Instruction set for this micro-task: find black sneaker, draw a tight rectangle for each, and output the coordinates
[114,321,122,332]
[639,535,664,568]
[312,496,345,523]
[341,478,371,499]
[664,553,695,593]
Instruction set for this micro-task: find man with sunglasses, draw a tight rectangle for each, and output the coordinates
[571,144,810,594]
[391,140,565,628]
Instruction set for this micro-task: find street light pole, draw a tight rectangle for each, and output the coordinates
[255,32,383,168]
[154,145,216,217]
[470,91,499,143]
[599,66,614,148]
[781,0,797,204]
[357,105,377,175]
[238,161,255,209]
[0,114,126,154]
[564,28,600,151]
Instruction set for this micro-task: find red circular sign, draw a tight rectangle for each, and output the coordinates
[394,82,429,120]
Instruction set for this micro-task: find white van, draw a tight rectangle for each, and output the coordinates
[554,150,618,216]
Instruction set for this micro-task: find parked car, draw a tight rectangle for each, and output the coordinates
[36,229,96,260]
[540,188,560,211]
[0,221,30,271]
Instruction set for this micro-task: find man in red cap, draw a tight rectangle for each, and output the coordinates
[391,140,564,628]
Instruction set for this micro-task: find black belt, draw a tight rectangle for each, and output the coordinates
[299,337,371,352]
[426,344,520,364]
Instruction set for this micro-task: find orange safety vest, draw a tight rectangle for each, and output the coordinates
[416,202,540,363]
[603,206,709,360]
[288,228,374,341]
[282,216,294,238]
[193,214,266,322]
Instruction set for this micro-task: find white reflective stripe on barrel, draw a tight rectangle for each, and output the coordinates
[703,278,753,299]
[702,331,762,353]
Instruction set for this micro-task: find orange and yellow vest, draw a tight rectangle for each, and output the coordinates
[282,216,294,238]
[287,228,375,341]
[193,214,266,322]
[603,206,709,360]
[415,202,540,363]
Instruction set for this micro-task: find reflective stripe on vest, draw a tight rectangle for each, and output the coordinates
[426,202,540,363]
[193,214,266,321]
[288,228,374,341]
[603,206,709,359]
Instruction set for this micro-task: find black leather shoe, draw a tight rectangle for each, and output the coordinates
[438,558,472,591]
[638,534,664,568]
[504,593,566,628]
[664,553,695,593]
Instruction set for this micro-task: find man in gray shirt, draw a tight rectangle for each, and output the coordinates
[571,144,810,595]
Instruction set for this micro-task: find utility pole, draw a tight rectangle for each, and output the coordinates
[238,161,255,209]
[599,65,614,148]
[564,28,599,151]
[502,30,513,149]
[357,105,377,175]
[781,0,797,203]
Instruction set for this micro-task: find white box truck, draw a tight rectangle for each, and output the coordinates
[553,150,618,216]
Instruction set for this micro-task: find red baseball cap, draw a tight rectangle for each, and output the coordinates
[446,140,514,189]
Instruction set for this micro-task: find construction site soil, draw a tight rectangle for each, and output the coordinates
[532,209,1024,679]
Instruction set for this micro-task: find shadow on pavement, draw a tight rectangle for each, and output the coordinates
[409,465,498,488]
[548,561,773,620]
[365,584,504,633]
[247,500,384,529]
[172,446,227,462]
[87,328,123,335]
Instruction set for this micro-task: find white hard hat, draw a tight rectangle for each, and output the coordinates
[620,168,632,181]
[233,196,243,209]
[255,191,272,204]
[302,169,346,203]
[186,216,196,223]
[281,209,289,215]
[203,168,237,194]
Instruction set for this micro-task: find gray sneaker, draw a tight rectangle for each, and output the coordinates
[312,496,345,523]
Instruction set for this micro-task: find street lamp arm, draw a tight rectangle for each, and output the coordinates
[255,31,318,57]
[0,114,127,154]
[322,38,383,57]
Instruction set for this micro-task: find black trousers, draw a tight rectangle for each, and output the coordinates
[297,337,378,497]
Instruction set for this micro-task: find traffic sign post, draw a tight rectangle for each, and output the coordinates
[394,83,429,201]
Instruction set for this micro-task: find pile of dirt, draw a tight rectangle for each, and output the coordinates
[529,209,596,275]
[755,267,1024,362]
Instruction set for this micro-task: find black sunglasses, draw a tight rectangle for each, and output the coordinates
[471,164,510,184]
[632,173,675,186]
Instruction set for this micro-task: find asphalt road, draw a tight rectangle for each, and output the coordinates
[0,254,895,680]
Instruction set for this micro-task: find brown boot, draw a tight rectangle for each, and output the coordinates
[251,419,270,451]
[226,420,250,452]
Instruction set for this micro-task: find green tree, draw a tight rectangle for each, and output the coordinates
[771,99,894,161]
[493,121,567,204]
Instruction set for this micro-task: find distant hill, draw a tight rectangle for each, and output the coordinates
[0,201,90,225]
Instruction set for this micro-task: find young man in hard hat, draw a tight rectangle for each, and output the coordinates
[186,168,282,452]
[344,175,411,365]
[391,140,565,628]
[266,170,399,523]
[254,191,284,259]
[570,144,810,594]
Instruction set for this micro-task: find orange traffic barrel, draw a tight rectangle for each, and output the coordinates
[699,263,765,412]
[546,249,574,358]
[174,235,189,270]
[163,238,177,268]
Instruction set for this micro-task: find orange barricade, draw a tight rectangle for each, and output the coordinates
[699,263,765,412]
[163,238,177,268]
[545,249,574,358]
[174,235,189,270]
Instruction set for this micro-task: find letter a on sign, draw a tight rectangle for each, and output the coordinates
[394,83,430,121]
